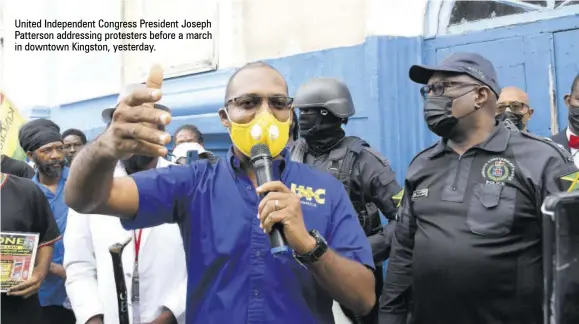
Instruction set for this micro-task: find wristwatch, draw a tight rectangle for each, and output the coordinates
[293,229,328,267]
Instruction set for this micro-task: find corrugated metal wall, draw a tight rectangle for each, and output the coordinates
[50,14,579,185]
[51,35,426,184]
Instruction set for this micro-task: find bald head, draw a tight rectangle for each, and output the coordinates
[224,62,288,101]
[496,86,534,131]
[498,86,530,107]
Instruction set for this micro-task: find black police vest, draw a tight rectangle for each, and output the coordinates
[290,137,382,237]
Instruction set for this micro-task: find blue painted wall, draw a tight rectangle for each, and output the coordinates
[50,35,425,184]
[424,14,579,138]
[49,14,579,185]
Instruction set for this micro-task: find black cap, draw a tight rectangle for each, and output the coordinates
[409,52,501,98]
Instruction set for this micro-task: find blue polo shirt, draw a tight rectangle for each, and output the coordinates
[33,167,69,307]
[122,148,373,324]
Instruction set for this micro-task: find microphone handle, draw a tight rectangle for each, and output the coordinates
[254,157,289,254]
[259,191,288,254]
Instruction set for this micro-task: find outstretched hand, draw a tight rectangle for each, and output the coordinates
[100,64,172,160]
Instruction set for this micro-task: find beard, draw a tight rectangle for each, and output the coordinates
[34,157,65,178]
[122,155,156,175]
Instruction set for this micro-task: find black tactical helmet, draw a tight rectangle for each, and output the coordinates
[293,78,356,119]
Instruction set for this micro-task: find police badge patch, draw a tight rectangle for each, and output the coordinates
[481,157,516,185]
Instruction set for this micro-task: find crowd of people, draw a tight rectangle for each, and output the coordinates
[1,51,578,324]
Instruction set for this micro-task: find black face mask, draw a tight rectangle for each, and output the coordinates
[423,96,460,138]
[568,106,579,133]
[122,155,156,175]
[496,111,524,130]
[423,87,482,138]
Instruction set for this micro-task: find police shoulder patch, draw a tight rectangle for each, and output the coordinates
[520,131,574,162]
[392,189,404,207]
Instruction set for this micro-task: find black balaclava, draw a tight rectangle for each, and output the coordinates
[122,155,156,175]
[299,109,345,154]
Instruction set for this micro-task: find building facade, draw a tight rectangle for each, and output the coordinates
[3,0,579,183]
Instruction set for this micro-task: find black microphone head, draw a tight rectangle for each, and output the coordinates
[250,144,272,161]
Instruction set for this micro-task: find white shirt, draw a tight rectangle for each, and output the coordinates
[64,158,187,324]
[566,127,579,168]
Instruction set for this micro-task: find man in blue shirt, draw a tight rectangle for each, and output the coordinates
[65,62,376,324]
[18,119,76,324]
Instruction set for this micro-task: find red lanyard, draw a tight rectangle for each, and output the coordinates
[133,230,143,262]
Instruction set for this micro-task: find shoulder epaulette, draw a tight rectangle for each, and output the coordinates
[520,131,574,162]
[408,141,440,166]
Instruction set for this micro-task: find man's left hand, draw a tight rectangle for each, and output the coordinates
[7,271,45,298]
[257,181,316,254]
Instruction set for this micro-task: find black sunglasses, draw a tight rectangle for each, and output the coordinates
[225,95,293,110]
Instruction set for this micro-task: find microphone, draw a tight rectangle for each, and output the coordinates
[250,144,289,254]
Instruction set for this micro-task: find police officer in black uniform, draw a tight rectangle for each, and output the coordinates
[291,77,402,324]
[379,53,578,324]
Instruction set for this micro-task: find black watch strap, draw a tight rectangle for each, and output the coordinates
[293,229,328,266]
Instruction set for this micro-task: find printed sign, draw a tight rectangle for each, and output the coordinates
[0,232,39,292]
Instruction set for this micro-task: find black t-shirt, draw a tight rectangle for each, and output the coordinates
[1,174,61,323]
[1,174,61,244]
[1,155,35,179]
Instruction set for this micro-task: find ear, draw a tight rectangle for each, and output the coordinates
[218,108,230,129]
[26,152,33,161]
[528,108,534,117]
[474,86,490,108]
[564,94,571,109]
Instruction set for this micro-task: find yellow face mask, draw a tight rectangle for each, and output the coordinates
[222,109,291,157]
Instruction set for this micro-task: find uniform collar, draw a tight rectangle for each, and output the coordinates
[428,122,510,159]
[227,146,289,178]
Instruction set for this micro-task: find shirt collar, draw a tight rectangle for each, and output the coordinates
[227,146,289,179]
[32,167,69,194]
[567,127,577,139]
[428,122,510,159]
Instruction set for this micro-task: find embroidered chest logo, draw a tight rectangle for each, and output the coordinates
[481,157,516,185]
[290,183,326,207]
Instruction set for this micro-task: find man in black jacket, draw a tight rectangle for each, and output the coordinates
[291,77,402,324]
[551,73,579,168]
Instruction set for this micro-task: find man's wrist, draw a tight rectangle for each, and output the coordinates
[294,234,317,255]
[94,134,122,162]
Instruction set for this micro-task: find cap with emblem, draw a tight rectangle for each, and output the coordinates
[101,83,170,124]
[409,52,501,98]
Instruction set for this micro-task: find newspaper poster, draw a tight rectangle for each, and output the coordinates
[0,232,39,292]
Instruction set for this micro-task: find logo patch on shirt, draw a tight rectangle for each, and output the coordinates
[481,157,516,185]
[411,189,428,201]
[290,184,326,207]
